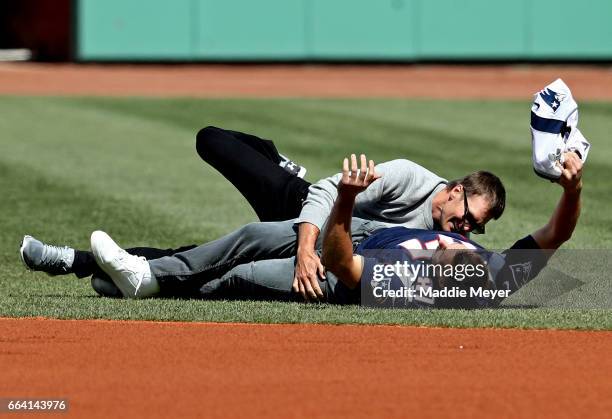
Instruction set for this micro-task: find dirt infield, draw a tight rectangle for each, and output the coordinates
[1,63,612,99]
[0,318,610,419]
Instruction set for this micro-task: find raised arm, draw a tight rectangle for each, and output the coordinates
[477,152,585,307]
[294,158,438,299]
[531,152,583,253]
[321,154,381,289]
[292,159,386,300]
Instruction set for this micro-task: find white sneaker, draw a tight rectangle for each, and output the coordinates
[90,231,160,299]
[20,235,75,276]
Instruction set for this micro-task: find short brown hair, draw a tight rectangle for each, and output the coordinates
[447,171,506,220]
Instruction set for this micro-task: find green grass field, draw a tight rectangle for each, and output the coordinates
[1,96,611,329]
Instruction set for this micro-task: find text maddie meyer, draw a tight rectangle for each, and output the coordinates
[372,285,510,300]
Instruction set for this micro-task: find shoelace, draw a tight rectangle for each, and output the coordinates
[116,251,147,265]
[41,244,72,269]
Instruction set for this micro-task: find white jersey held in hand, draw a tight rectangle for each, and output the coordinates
[530,78,591,180]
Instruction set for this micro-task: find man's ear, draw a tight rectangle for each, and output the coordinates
[449,184,463,200]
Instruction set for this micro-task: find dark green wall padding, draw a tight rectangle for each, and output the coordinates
[76,0,612,60]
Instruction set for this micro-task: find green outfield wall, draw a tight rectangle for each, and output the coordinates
[76,0,612,61]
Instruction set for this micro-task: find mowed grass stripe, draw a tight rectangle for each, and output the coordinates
[0,159,206,265]
[0,97,258,235]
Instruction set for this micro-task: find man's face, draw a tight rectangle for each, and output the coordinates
[439,185,491,234]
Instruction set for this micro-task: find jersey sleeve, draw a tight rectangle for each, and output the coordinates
[507,235,542,250]
[484,235,549,307]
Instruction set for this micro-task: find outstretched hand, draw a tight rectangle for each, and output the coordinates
[338,154,382,197]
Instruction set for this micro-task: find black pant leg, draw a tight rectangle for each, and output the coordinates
[226,129,282,163]
[72,245,197,278]
[196,126,311,222]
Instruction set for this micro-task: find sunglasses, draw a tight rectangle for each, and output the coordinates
[462,189,486,234]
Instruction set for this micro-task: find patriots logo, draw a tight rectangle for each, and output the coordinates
[509,262,532,288]
[548,148,562,164]
[539,88,566,112]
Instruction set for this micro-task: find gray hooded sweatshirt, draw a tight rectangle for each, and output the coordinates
[295,159,447,230]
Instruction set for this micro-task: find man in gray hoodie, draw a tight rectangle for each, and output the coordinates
[291,156,504,300]
[193,127,504,301]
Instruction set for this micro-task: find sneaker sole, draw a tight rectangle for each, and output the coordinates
[90,232,119,283]
[91,231,116,267]
[19,236,30,270]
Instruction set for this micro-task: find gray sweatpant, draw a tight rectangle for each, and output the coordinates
[148,217,385,299]
[199,256,359,304]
